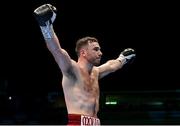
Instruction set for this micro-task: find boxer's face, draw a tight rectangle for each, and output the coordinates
[85,42,102,66]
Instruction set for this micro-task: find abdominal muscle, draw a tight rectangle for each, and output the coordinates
[62,77,100,117]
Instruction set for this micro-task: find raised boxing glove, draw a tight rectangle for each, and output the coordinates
[33,4,57,39]
[117,48,136,65]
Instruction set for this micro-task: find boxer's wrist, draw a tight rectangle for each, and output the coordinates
[40,24,55,39]
[117,54,126,65]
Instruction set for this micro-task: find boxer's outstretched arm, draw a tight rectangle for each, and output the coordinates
[34,4,74,75]
[98,48,136,79]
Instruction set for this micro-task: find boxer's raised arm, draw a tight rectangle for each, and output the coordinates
[33,4,75,76]
[98,48,136,79]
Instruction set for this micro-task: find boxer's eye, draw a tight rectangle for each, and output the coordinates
[94,47,100,51]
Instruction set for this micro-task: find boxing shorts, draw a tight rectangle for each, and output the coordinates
[67,114,101,126]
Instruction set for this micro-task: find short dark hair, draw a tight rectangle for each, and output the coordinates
[75,36,98,57]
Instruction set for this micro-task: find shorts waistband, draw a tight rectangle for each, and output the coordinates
[68,114,100,126]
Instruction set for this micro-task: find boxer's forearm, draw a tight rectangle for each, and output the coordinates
[44,34,63,53]
[106,59,124,72]
[98,59,123,79]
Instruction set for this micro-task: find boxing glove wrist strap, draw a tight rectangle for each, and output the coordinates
[117,54,126,65]
[40,24,54,39]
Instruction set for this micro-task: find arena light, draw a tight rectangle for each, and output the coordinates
[105,101,117,105]
[105,95,119,105]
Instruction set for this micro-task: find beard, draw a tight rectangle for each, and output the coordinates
[86,56,101,66]
[92,59,101,66]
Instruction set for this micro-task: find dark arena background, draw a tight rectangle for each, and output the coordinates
[0,0,179,125]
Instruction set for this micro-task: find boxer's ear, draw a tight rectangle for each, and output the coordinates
[80,49,87,57]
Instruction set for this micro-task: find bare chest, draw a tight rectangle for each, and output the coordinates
[80,70,99,96]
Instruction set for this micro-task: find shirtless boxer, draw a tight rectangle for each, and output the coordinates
[33,4,136,125]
